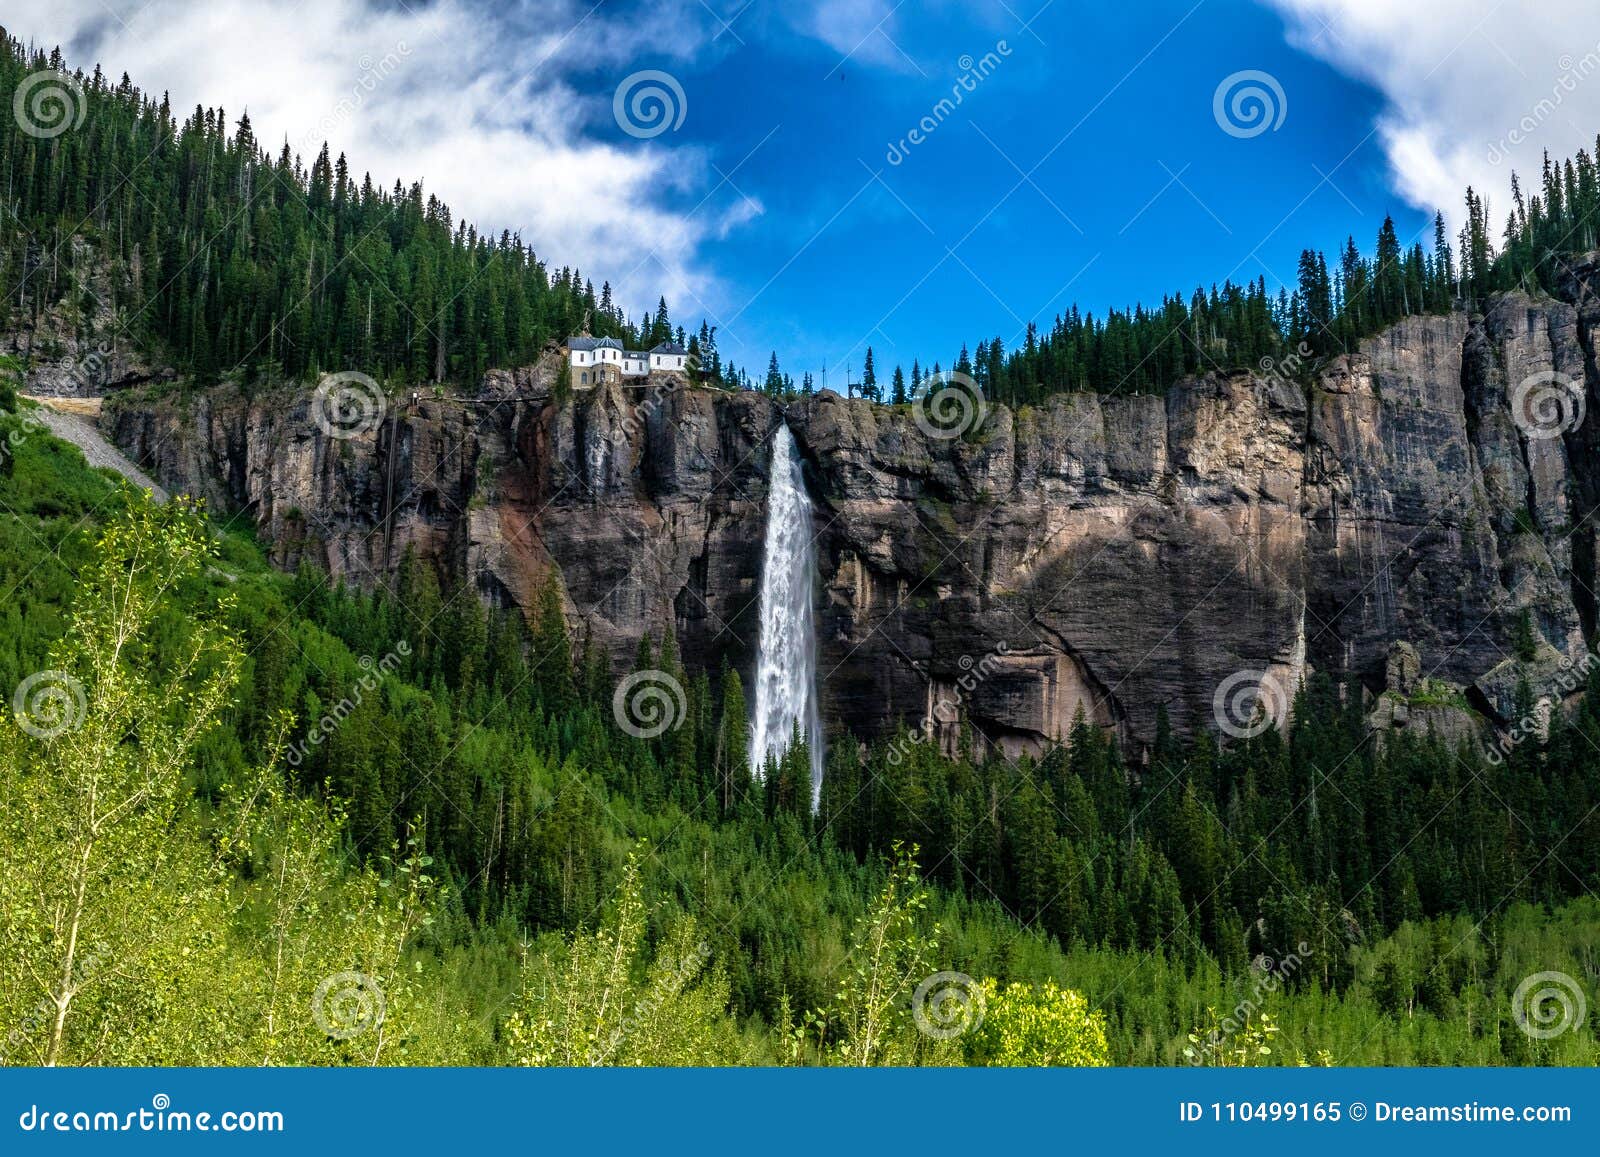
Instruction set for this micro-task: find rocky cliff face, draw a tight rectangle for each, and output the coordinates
[98,274,1600,758]
[7,237,174,397]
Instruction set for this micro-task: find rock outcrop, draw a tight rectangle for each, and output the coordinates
[97,272,1600,758]
[6,238,174,397]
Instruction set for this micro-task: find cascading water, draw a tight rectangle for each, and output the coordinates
[749,423,825,808]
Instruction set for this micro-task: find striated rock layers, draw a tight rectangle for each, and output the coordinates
[100,277,1600,758]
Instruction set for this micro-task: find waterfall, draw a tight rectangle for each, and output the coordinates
[749,423,824,809]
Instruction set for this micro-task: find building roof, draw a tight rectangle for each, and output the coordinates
[573,337,685,358]
[567,335,624,351]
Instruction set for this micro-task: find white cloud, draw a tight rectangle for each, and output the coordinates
[800,0,921,71]
[8,0,750,321]
[1265,0,1600,235]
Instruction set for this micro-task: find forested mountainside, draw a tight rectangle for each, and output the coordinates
[11,29,1600,404]
[8,34,1600,1070]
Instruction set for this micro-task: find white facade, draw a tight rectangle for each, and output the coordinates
[568,337,688,386]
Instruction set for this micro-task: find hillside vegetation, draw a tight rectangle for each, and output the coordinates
[2,377,1599,1065]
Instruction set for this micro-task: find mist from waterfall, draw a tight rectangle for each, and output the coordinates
[749,423,824,809]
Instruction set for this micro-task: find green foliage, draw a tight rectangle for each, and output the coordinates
[796,844,940,1066]
[0,497,447,1065]
[1513,608,1540,662]
[967,979,1110,1067]
[505,851,745,1066]
[1184,1009,1280,1067]
[0,39,637,387]
[0,498,239,1064]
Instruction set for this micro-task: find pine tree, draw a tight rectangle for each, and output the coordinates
[715,663,750,813]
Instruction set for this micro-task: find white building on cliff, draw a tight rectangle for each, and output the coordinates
[567,336,688,386]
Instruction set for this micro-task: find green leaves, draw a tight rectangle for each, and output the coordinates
[504,850,742,1067]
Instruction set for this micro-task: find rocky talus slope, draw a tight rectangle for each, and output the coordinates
[23,401,169,501]
[91,276,1600,758]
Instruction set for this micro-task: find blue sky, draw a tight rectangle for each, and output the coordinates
[620,0,1409,381]
[14,0,1600,383]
